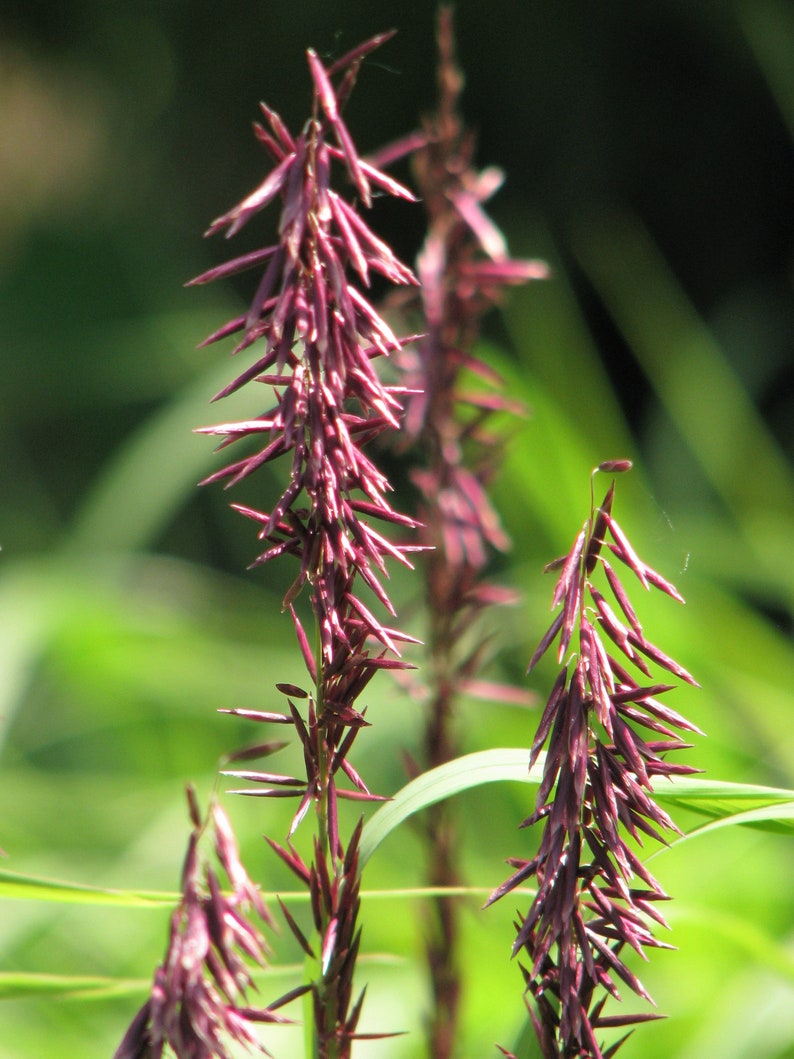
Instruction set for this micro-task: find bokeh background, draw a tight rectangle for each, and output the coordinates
[1,1,793,1056]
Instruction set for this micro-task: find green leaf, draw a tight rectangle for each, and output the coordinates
[650,774,794,815]
[669,801,794,844]
[360,749,542,866]
[360,749,794,866]
[4,764,792,908]
[0,973,148,1001]
[0,961,310,1002]
[0,869,177,908]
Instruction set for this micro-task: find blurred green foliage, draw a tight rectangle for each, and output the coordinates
[0,1,792,1057]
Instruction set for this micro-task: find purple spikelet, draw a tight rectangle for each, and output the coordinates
[192,34,418,1056]
[114,788,291,1059]
[382,9,547,1056]
[488,463,702,1058]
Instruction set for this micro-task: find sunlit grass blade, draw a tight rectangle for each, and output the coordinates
[0,959,316,1002]
[0,973,149,1001]
[6,763,790,905]
[649,775,794,812]
[360,749,544,866]
[0,868,177,907]
[361,749,794,866]
[0,868,506,909]
[667,801,794,842]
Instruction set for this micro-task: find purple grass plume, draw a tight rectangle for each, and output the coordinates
[190,30,421,701]
[487,462,702,1059]
[114,788,293,1059]
[380,9,547,1056]
[395,6,548,572]
[191,33,419,1058]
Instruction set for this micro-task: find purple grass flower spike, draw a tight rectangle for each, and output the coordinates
[379,9,547,1058]
[192,34,418,1057]
[114,788,290,1059]
[488,463,702,1059]
[192,35,420,679]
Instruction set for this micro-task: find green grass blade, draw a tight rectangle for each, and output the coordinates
[5,767,791,906]
[0,869,176,908]
[650,775,794,810]
[0,871,502,908]
[361,749,794,865]
[0,973,149,1001]
[669,801,794,843]
[360,749,542,866]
